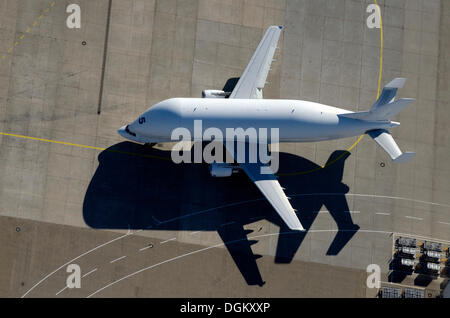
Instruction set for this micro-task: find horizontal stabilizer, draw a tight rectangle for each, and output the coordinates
[371,98,415,120]
[368,129,415,163]
[338,111,371,120]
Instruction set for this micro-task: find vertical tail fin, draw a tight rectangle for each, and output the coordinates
[372,77,406,111]
[369,77,415,120]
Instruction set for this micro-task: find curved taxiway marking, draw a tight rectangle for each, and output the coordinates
[86,228,450,298]
[374,0,384,98]
[20,232,132,298]
[289,193,450,209]
[21,199,262,297]
[25,191,450,298]
[281,0,384,176]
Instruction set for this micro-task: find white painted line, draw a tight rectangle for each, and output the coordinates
[438,221,450,226]
[22,232,130,298]
[376,212,391,216]
[315,210,360,214]
[139,245,153,252]
[152,216,162,224]
[55,286,67,296]
[248,216,265,220]
[405,216,423,221]
[110,256,127,264]
[189,231,201,235]
[23,199,264,297]
[135,229,143,233]
[82,268,98,278]
[26,192,450,298]
[289,193,450,208]
[160,238,176,244]
[87,228,450,298]
[220,221,235,227]
[314,210,360,214]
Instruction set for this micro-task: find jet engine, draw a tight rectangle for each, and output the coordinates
[209,163,240,177]
[201,90,231,98]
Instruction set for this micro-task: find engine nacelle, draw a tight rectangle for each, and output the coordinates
[201,90,230,98]
[209,163,239,177]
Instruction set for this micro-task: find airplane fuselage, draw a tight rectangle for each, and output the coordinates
[118,98,398,144]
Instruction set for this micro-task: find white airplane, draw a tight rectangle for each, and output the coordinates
[118,26,415,231]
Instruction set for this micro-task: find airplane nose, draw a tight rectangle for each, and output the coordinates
[118,125,127,138]
[118,124,137,140]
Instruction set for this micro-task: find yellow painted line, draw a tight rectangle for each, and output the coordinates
[278,0,384,177]
[277,134,366,176]
[0,1,384,173]
[0,132,105,151]
[0,132,172,162]
[1,2,55,63]
[374,0,383,99]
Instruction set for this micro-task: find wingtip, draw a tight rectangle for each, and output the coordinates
[393,152,415,163]
[289,222,305,231]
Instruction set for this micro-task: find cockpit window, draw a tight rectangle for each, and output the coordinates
[125,125,136,136]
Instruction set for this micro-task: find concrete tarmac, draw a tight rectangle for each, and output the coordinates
[0,0,449,297]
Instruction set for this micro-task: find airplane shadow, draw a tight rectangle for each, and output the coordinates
[83,142,359,286]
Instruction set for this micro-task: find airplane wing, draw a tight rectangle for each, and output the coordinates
[217,223,265,286]
[224,142,305,231]
[229,26,283,99]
